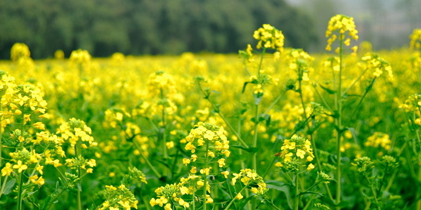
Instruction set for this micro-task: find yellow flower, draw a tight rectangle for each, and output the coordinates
[221,171,229,178]
[307,163,315,171]
[29,175,45,185]
[235,193,243,200]
[182,158,191,165]
[1,163,14,176]
[164,203,172,210]
[166,141,174,149]
[150,198,157,206]
[13,160,28,173]
[296,149,306,159]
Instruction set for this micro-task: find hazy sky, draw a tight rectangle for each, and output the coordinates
[286,0,421,50]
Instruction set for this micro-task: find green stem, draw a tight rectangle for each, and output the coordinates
[341,66,371,98]
[303,194,317,210]
[139,149,162,178]
[160,88,168,159]
[348,78,376,124]
[262,90,287,115]
[335,34,344,210]
[294,173,300,210]
[262,156,277,179]
[223,186,248,210]
[417,166,421,210]
[74,144,82,210]
[142,196,152,210]
[192,190,196,210]
[252,104,259,171]
[313,83,334,113]
[0,175,8,198]
[264,196,283,210]
[298,79,307,119]
[17,172,24,210]
[367,177,381,210]
[203,140,210,210]
[310,135,334,203]
[258,48,266,75]
[197,81,249,148]
[384,142,406,192]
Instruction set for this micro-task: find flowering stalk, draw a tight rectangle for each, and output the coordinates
[325,15,359,209]
[334,33,344,209]
[160,87,168,159]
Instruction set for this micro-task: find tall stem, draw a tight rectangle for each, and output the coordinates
[335,34,344,210]
[294,173,300,210]
[160,88,168,159]
[310,135,334,203]
[17,172,24,210]
[252,104,260,171]
[298,79,307,119]
[223,186,247,210]
[203,140,209,210]
[75,145,82,210]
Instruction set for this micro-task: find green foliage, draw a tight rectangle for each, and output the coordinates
[0,0,318,59]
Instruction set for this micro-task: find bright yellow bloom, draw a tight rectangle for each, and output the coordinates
[13,160,28,173]
[1,163,13,176]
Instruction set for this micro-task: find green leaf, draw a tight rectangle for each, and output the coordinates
[319,83,336,94]
[1,178,16,195]
[266,180,292,209]
[242,82,250,93]
[231,145,258,153]
[298,191,324,197]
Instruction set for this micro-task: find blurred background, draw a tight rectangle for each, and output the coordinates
[1,0,420,59]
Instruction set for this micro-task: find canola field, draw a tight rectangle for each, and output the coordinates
[1,15,421,210]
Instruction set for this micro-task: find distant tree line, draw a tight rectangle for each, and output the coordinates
[0,0,318,59]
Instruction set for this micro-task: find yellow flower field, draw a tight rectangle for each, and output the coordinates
[1,15,421,210]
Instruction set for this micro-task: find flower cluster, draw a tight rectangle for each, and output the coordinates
[231,169,267,196]
[360,53,393,78]
[65,155,96,173]
[181,122,230,172]
[410,29,421,51]
[253,24,284,52]
[147,71,177,99]
[10,43,31,61]
[54,50,65,59]
[10,84,48,115]
[325,14,359,52]
[364,132,391,150]
[150,174,208,209]
[56,118,95,147]
[323,56,340,72]
[352,156,374,175]
[104,108,131,128]
[2,148,43,178]
[400,93,421,113]
[275,135,315,171]
[127,167,148,186]
[97,185,138,210]
[69,49,92,67]
[286,48,314,81]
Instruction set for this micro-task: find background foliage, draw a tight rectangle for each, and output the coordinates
[0,0,317,59]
